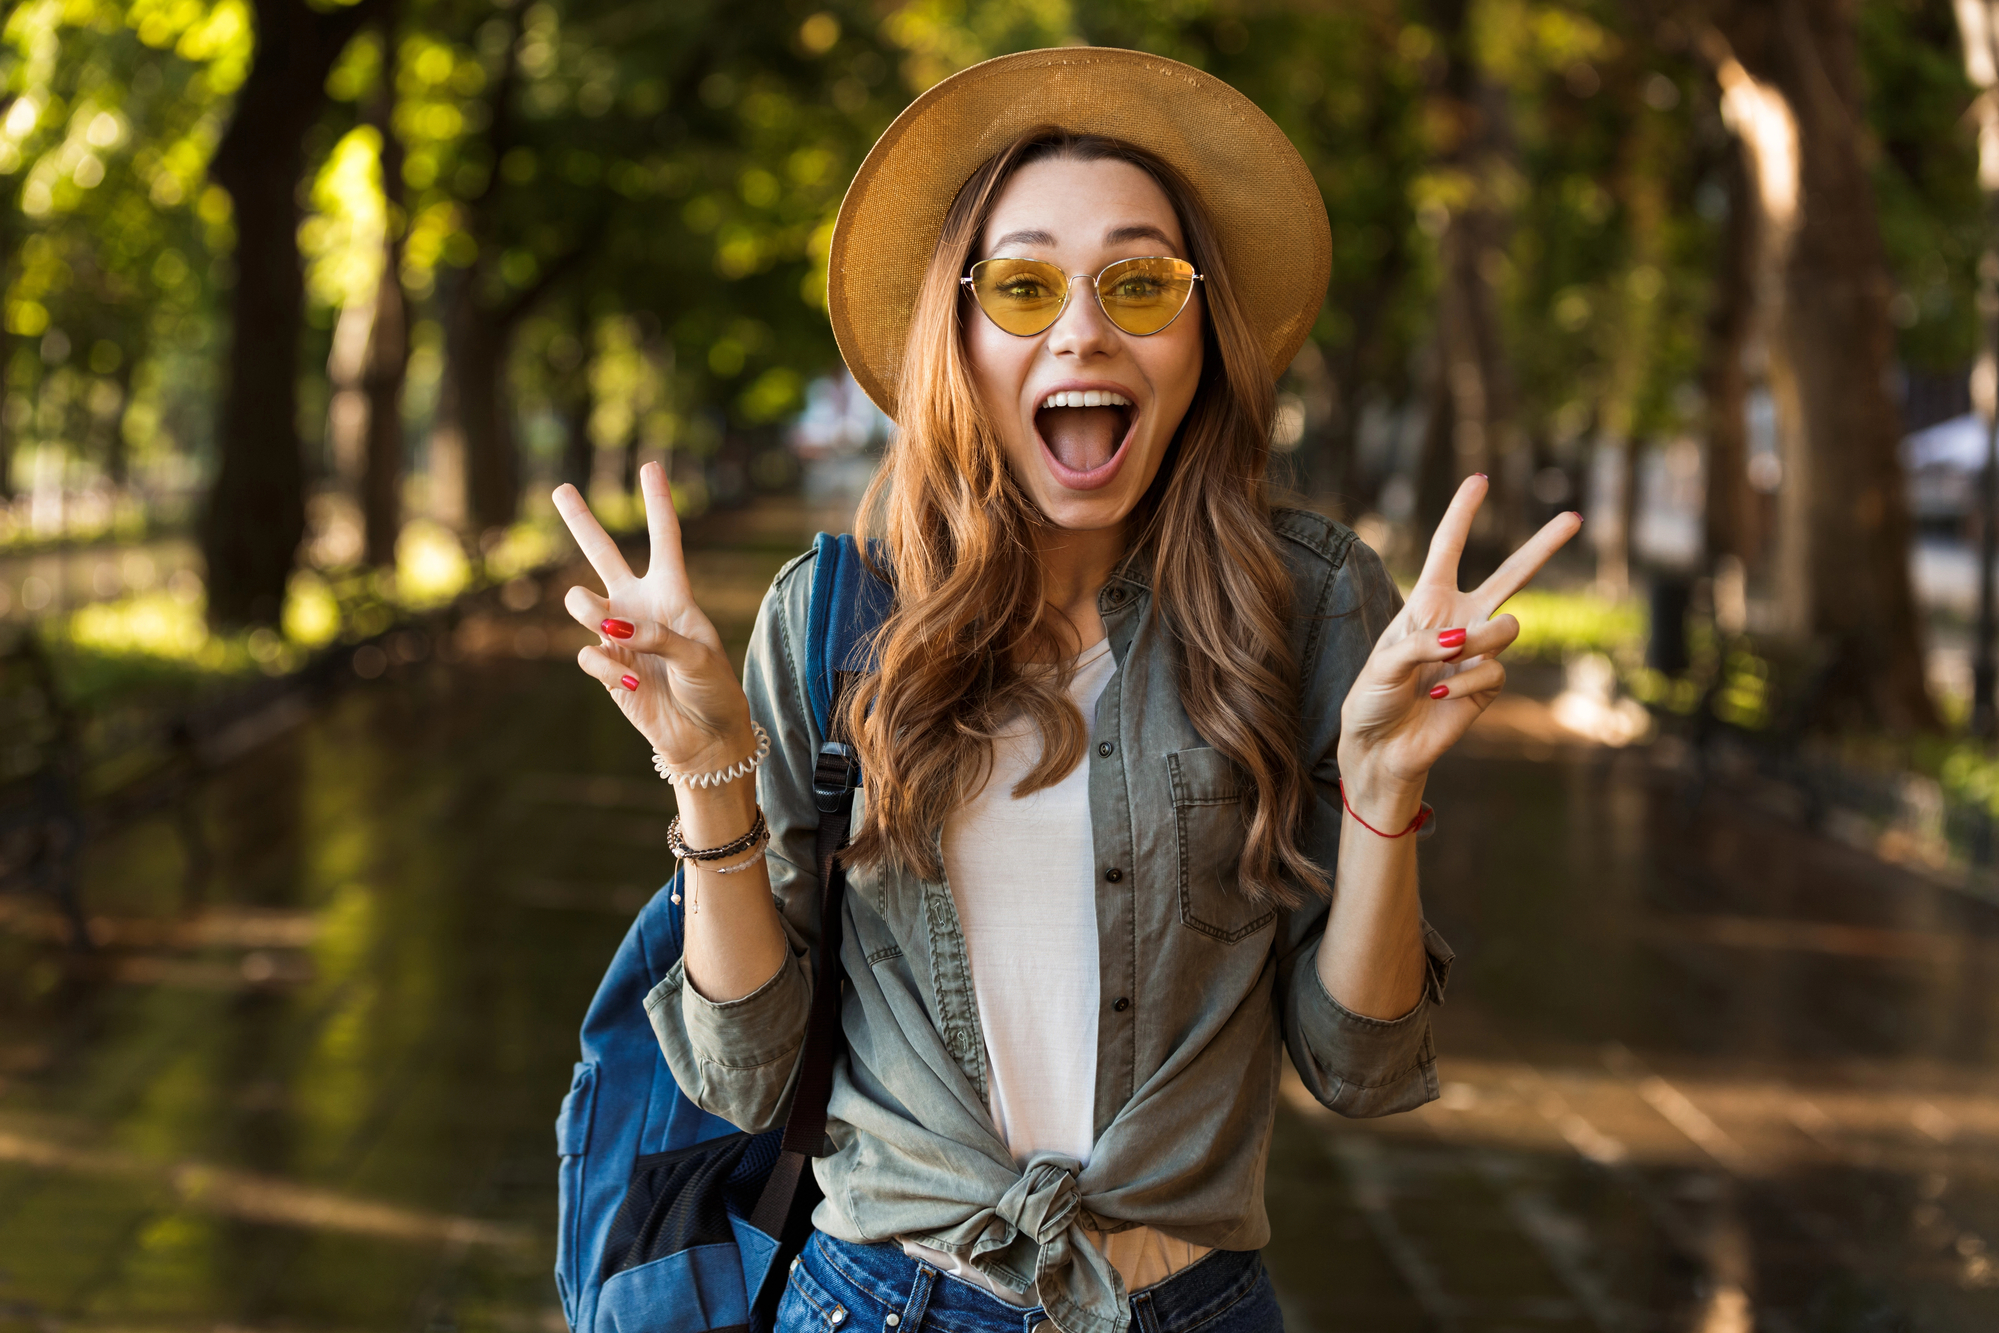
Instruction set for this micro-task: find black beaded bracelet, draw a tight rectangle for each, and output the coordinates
[667,807,768,863]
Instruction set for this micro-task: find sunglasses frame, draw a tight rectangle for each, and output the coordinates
[959,255,1206,339]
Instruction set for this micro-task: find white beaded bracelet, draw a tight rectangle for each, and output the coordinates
[710,826,771,874]
[653,721,771,787]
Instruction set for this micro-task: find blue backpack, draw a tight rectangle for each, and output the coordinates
[554,533,892,1333]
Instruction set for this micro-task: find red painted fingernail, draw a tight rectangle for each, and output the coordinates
[1430,683,1451,699]
[620,674,640,691]
[1438,628,1467,648]
[602,618,634,639]
[1474,472,1488,479]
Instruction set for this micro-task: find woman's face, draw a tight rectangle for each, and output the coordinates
[966,156,1205,534]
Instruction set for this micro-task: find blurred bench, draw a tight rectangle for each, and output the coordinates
[0,630,217,950]
[1682,635,1839,821]
[0,631,90,947]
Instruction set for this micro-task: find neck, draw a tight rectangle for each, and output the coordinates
[1030,518,1124,658]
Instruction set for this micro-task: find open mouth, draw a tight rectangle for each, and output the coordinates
[1034,389,1137,490]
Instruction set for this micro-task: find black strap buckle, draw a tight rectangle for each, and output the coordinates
[813,741,861,813]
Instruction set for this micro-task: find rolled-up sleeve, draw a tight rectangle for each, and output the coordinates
[1277,526,1451,1116]
[1279,915,1451,1116]
[643,552,823,1133]
[645,950,813,1132]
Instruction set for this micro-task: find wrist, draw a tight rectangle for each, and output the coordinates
[675,774,758,846]
[657,712,758,774]
[1335,749,1426,829]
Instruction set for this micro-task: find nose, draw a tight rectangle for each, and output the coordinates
[1045,274,1118,360]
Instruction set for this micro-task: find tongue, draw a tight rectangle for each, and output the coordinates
[1039,407,1125,473]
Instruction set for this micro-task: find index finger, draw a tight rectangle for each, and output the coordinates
[551,483,635,589]
[1470,511,1583,618]
[1415,474,1488,591]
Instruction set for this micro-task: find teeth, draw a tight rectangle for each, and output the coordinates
[1040,389,1133,410]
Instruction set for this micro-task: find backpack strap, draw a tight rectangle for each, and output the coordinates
[805,533,891,729]
[748,535,886,1241]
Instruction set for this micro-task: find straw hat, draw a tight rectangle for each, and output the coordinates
[827,47,1333,419]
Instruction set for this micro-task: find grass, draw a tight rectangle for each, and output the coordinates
[1499,588,1647,661]
[43,515,571,714]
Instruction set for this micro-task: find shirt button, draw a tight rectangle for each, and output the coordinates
[1105,867,1123,883]
[1097,741,1113,757]
[1113,997,1130,1012]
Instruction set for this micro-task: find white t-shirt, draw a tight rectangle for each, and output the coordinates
[903,642,1209,1303]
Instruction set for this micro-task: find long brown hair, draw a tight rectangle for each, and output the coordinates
[842,127,1327,906]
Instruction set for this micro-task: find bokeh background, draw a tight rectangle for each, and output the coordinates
[7,1,1999,1330]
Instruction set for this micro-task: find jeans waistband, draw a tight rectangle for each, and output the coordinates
[794,1231,1266,1333]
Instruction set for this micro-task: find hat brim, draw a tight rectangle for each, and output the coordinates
[828,47,1332,420]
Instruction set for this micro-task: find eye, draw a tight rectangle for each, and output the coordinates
[1110,277,1164,300]
[998,278,1052,300]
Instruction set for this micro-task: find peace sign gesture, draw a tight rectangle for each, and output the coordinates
[552,461,755,770]
[1337,475,1583,817]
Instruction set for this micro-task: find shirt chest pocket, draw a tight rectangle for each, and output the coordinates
[1167,746,1276,944]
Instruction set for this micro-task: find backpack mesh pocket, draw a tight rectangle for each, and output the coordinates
[602,1129,782,1278]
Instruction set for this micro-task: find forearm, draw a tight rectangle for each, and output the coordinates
[1315,756,1429,1020]
[676,728,790,1002]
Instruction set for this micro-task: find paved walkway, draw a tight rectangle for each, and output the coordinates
[1269,745,1999,1331]
[0,499,1992,1331]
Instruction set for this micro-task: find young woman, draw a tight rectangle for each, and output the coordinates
[552,49,1578,1333]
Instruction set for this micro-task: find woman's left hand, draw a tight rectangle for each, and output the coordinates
[1338,475,1583,818]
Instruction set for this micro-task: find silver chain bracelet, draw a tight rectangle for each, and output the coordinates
[653,721,770,787]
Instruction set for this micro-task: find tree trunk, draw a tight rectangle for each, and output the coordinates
[102,359,134,488]
[361,43,408,569]
[361,260,408,567]
[1709,0,1938,731]
[561,390,592,493]
[449,290,516,536]
[1701,134,1758,574]
[0,344,12,502]
[1415,0,1523,575]
[204,0,386,627]
[0,198,13,502]
[205,140,307,625]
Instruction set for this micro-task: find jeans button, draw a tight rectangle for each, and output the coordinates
[1032,1323,1058,1333]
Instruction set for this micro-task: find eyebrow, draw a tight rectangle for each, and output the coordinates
[986,223,1183,255]
[989,228,1057,252]
[1104,223,1178,248]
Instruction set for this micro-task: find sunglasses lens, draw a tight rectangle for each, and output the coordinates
[1097,257,1198,335]
[968,259,1068,336]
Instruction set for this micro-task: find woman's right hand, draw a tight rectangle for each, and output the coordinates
[552,460,754,769]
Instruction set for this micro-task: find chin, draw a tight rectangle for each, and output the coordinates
[1031,476,1146,533]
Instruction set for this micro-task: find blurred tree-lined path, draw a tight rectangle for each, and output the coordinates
[0,0,1993,734]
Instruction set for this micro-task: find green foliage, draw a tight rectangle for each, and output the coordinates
[6,0,1996,638]
[1859,0,1984,373]
[1,0,240,491]
[1500,586,1645,660]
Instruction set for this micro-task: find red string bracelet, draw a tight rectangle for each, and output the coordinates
[1337,780,1432,839]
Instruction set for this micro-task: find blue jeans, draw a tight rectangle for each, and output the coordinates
[774,1231,1283,1333]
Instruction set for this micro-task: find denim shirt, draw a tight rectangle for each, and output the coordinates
[645,509,1451,1333]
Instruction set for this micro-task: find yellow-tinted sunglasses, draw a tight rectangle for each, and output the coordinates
[961,256,1204,338]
